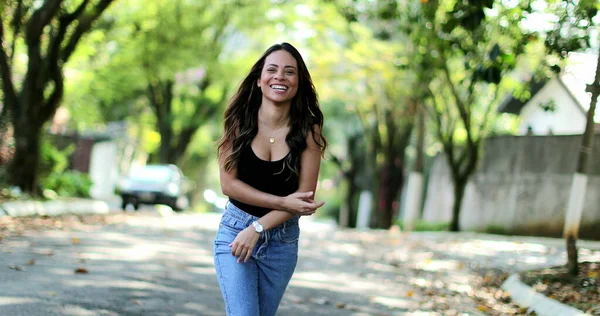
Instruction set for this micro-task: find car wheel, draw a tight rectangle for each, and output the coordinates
[169,198,182,212]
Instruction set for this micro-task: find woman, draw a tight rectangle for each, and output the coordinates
[214,42,327,316]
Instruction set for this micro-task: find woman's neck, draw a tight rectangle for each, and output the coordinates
[258,101,290,128]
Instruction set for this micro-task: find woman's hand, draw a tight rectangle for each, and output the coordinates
[281,191,325,216]
[230,226,260,263]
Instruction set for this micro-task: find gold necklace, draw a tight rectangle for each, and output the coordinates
[259,114,287,144]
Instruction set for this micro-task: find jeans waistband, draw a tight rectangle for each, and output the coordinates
[225,201,299,231]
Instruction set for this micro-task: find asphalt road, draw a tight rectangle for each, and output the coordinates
[1,209,599,316]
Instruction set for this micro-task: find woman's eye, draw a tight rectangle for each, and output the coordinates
[286,71,295,75]
[267,68,276,72]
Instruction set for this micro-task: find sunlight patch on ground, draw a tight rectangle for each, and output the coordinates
[415,259,464,272]
[62,279,183,293]
[290,271,393,295]
[186,266,216,276]
[453,240,549,254]
[522,255,548,264]
[0,296,40,306]
[369,295,418,309]
[60,304,118,316]
[325,243,363,256]
[366,261,397,273]
[447,282,473,294]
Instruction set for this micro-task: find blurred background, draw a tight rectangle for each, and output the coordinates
[1,0,599,239]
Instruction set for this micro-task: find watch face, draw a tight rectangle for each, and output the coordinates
[253,221,263,233]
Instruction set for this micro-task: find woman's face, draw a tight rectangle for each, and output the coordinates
[258,50,299,105]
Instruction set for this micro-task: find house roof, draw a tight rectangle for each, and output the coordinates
[497,80,547,115]
[497,77,587,116]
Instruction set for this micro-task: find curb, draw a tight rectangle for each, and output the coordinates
[501,274,592,316]
[0,199,112,218]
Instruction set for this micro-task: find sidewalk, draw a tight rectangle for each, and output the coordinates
[0,195,124,218]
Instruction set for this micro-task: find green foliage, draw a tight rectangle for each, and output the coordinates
[544,0,599,57]
[43,171,93,198]
[395,219,450,232]
[38,141,74,182]
[38,140,92,198]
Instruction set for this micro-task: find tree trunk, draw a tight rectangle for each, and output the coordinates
[148,80,175,164]
[564,48,600,276]
[159,124,174,164]
[404,103,426,232]
[8,119,43,194]
[342,176,358,228]
[378,156,406,228]
[449,178,467,232]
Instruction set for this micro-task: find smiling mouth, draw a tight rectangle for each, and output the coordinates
[270,84,288,91]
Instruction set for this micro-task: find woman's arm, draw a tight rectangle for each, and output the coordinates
[219,141,322,215]
[230,125,325,263]
[255,125,324,229]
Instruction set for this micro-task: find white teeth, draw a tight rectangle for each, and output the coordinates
[271,84,288,91]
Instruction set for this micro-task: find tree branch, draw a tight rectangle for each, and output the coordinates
[0,16,18,113]
[424,85,447,144]
[40,62,64,122]
[63,0,91,24]
[25,1,62,43]
[478,84,502,141]
[8,0,25,64]
[443,61,475,148]
[61,0,115,62]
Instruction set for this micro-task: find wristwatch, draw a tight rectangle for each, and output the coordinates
[252,221,264,234]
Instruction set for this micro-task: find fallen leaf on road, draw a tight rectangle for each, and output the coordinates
[44,291,58,297]
[477,305,489,312]
[336,302,346,309]
[75,267,88,274]
[27,259,36,265]
[71,238,80,244]
[8,265,25,271]
[310,297,329,305]
[406,291,414,297]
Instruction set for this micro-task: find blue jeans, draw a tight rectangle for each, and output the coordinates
[214,202,300,316]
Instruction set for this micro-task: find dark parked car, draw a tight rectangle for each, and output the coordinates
[117,164,192,211]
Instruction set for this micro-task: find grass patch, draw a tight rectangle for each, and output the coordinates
[395,219,450,231]
[484,225,507,235]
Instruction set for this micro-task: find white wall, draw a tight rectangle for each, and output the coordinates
[422,135,600,238]
[89,141,119,200]
[518,78,586,135]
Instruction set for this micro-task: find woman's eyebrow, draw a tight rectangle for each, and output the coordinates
[267,63,297,70]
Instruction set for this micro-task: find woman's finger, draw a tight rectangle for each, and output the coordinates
[235,245,245,258]
[243,248,253,263]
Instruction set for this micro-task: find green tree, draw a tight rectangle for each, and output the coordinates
[92,0,238,165]
[314,1,417,228]
[413,0,535,231]
[0,0,115,194]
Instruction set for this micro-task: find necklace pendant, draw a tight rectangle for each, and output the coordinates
[269,137,275,144]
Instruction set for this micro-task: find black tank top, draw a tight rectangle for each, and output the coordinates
[230,145,299,217]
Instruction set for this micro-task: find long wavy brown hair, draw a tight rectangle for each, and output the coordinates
[218,43,327,176]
